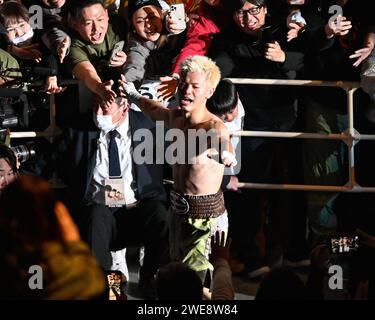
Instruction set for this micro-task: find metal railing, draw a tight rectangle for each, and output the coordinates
[227,78,373,193]
[9,78,375,192]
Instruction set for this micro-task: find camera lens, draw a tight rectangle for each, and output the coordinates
[11,142,36,163]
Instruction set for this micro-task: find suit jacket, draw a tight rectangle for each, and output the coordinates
[61,109,167,214]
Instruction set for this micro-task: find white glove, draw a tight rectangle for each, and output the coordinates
[221,150,237,167]
[122,81,142,104]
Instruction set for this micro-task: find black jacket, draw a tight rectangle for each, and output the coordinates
[60,109,167,214]
[210,22,304,128]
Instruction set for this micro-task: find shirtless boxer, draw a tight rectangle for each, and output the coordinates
[122,55,236,282]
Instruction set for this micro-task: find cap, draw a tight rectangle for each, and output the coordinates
[127,0,162,19]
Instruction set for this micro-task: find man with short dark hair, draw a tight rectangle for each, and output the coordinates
[66,0,128,106]
[62,85,168,299]
[210,0,306,277]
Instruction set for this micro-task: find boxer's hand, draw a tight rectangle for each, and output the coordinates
[221,150,237,167]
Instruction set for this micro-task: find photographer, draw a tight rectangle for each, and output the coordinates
[0,142,19,192]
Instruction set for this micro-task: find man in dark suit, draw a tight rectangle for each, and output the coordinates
[61,85,168,299]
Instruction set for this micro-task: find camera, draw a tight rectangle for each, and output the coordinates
[328,235,359,254]
[11,142,36,163]
[0,94,30,130]
[0,114,18,128]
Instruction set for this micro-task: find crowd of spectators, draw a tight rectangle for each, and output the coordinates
[0,0,374,300]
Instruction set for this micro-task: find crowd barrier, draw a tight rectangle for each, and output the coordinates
[10,78,375,193]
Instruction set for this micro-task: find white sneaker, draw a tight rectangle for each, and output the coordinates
[110,249,129,281]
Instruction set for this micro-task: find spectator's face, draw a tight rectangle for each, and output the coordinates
[95,96,128,126]
[178,71,214,112]
[71,4,109,44]
[0,159,17,191]
[5,18,32,44]
[221,105,239,123]
[132,6,163,42]
[204,0,221,6]
[42,0,66,8]
[233,2,267,34]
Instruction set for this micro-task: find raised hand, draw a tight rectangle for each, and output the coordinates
[264,41,286,63]
[96,80,116,107]
[349,37,375,67]
[120,76,142,103]
[57,36,71,63]
[226,175,241,192]
[210,230,232,263]
[44,76,66,94]
[325,15,352,38]
[287,22,304,42]
[109,50,127,67]
[157,75,179,102]
[186,12,199,28]
[221,150,237,167]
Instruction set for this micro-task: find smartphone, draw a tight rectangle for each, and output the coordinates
[328,235,359,254]
[108,40,125,66]
[107,270,127,300]
[262,25,276,44]
[169,4,186,30]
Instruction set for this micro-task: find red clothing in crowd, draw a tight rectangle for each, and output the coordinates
[171,1,232,74]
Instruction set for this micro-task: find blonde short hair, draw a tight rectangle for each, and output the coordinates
[180,55,221,90]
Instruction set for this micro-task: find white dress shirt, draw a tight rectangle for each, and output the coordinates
[89,115,137,205]
[224,99,244,176]
[224,98,245,152]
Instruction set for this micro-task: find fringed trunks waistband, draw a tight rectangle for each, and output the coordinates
[170,190,226,219]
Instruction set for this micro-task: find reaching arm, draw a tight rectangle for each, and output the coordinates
[217,122,236,167]
[207,121,236,167]
[72,61,116,106]
[121,78,171,125]
[349,32,375,67]
[210,231,235,300]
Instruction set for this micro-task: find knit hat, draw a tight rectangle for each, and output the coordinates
[127,0,162,19]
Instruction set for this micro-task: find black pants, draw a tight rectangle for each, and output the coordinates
[80,200,168,278]
[227,119,307,266]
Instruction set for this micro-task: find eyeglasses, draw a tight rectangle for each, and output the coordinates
[235,6,263,19]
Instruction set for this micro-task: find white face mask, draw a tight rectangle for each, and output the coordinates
[93,107,123,132]
[94,114,116,132]
[11,29,34,45]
